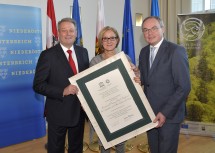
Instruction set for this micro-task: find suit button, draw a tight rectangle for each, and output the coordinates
[147,84,149,87]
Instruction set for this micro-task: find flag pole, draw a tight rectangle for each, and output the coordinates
[137,1,160,152]
[88,0,105,151]
[45,0,58,149]
[70,0,88,152]
[122,0,136,149]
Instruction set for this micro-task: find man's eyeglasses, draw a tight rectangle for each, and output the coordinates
[102,37,117,42]
[142,26,161,33]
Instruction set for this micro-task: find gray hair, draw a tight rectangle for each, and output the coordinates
[142,16,164,27]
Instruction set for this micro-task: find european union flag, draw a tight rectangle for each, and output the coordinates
[72,0,83,46]
[122,0,136,64]
[151,0,160,17]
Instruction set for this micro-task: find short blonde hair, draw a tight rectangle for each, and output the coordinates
[58,18,77,31]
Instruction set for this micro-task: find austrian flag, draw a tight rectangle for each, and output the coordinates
[46,0,58,49]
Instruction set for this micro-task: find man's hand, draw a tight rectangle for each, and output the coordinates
[130,63,141,85]
[63,84,78,96]
[154,112,166,128]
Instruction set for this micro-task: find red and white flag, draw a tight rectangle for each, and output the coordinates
[95,0,105,55]
[46,0,58,49]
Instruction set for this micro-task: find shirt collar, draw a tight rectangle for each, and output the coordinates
[60,44,75,53]
[150,37,164,49]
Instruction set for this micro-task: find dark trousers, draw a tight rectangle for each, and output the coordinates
[147,123,180,153]
[47,113,85,153]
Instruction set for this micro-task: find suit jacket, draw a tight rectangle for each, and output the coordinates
[139,39,191,123]
[33,43,89,126]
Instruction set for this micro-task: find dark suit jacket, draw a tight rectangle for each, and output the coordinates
[139,39,191,123]
[33,44,89,127]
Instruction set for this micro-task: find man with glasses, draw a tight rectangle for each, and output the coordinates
[138,16,191,153]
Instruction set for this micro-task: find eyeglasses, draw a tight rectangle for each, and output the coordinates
[142,26,161,34]
[102,37,117,42]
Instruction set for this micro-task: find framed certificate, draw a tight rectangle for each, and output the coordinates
[69,52,157,149]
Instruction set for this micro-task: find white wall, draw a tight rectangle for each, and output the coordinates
[0,0,191,63]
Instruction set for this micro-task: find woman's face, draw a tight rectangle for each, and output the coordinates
[102,30,118,52]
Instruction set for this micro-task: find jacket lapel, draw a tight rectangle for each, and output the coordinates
[56,44,75,76]
[145,46,150,77]
[74,45,82,72]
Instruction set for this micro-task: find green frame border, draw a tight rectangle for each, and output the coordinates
[77,59,152,142]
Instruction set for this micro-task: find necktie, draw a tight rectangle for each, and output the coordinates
[67,50,77,74]
[150,47,156,68]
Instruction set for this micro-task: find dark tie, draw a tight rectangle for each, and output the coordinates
[150,47,156,68]
[67,50,77,74]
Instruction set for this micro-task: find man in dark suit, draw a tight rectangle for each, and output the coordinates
[33,18,89,153]
[139,16,191,153]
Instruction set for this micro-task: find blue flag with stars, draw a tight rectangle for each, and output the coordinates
[122,0,136,64]
[72,0,83,46]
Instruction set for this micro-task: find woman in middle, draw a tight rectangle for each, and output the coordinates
[89,26,140,153]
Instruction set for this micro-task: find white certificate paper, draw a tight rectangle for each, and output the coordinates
[69,52,157,149]
[85,68,143,133]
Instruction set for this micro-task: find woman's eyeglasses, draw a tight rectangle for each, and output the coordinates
[102,37,117,42]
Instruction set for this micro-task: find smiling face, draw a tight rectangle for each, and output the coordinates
[142,18,164,46]
[102,30,119,52]
[58,21,77,49]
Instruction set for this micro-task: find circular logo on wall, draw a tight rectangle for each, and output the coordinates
[180,18,205,41]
